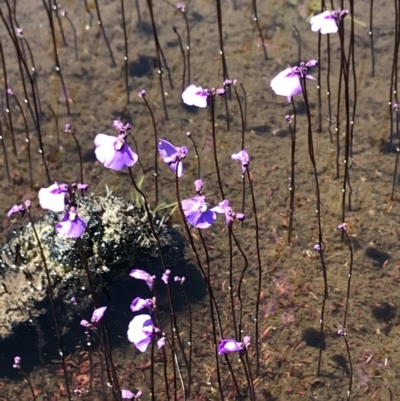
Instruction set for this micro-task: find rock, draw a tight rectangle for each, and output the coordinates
[0,193,181,339]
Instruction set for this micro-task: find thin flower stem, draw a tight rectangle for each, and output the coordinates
[69,129,84,186]
[228,226,238,339]
[21,371,36,401]
[342,230,354,329]
[343,336,353,400]
[369,0,375,77]
[173,26,186,93]
[120,0,130,104]
[211,95,225,198]
[186,132,200,179]
[52,1,68,46]
[141,95,158,206]
[146,0,169,120]
[0,120,11,181]
[251,0,267,59]
[287,101,296,246]
[26,210,71,400]
[42,0,70,116]
[232,230,249,337]
[326,34,333,143]
[13,93,33,188]
[76,239,122,399]
[198,230,224,401]
[301,77,328,377]
[62,12,78,61]
[181,10,191,85]
[128,168,186,398]
[245,167,262,377]
[93,0,116,66]
[0,38,17,156]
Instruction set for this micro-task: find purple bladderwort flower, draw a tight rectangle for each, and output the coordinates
[336,222,347,232]
[194,179,204,195]
[80,306,107,328]
[182,84,210,108]
[176,3,185,12]
[73,389,82,396]
[157,335,166,349]
[174,276,186,284]
[16,28,23,38]
[161,269,171,284]
[121,389,143,399]
[70,297,77,305]
[181,194,217,229]
[211,87,226,96]
[270,60,318,102]
[7,88,14,96]
[158,139,188,177]
[13,356,21,369]
[127,314,160,352]
[138,89,146,98]
[130,297,155,313]
[314,243,322,252]
[94,120,138,171]
[337,329,347,336]
[65,123,72,133]
[231,149,250,174]
[212,199,245,226]
[218,339,244,355]
[38,182,69,212]
[310,9,349,34]
[130,269,156,291]
[56,206,86,238]
[91,306,107,323]
[7,200,31,218]
[394,103,399,113]
[77,183,89,192]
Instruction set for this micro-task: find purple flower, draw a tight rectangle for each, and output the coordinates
[80,319,91,328]
[13,356,21,369]
[231,149,250,174]
[65,123,72,133]
[337,329,347,336]
[91,306,107,323]
[176,3,185,12]
[161,269,171,284]
[314,243,322,252]
[336,222,347,232]
[94,133,138,171]
[310,10,349,34]
[157,335,166,349]
[181,195,217,229]
[130,269,156,291]
[121,389,143,399]
[158,139,188,177]
[194,179,204,194]
[138,89,147,98]
[55,207,86,238]
[270,62,317,102]
[130,297,154,313]
[16,28,23,38]
[127,314,158,352]
[174,276,186,285]
[218,339,244,355]
[211,200,245,226]
[182,84,210,108]
[38,182,69,212]
[7,204,26,218]
[77,183,89,192]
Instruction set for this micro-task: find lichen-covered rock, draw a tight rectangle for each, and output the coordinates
[0,193,181,338]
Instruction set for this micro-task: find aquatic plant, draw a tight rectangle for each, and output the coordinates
[1,1,398,400]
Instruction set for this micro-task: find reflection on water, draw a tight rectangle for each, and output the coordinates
[0,0,400,399]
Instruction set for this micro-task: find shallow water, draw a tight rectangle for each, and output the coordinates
[0,0,400,400]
